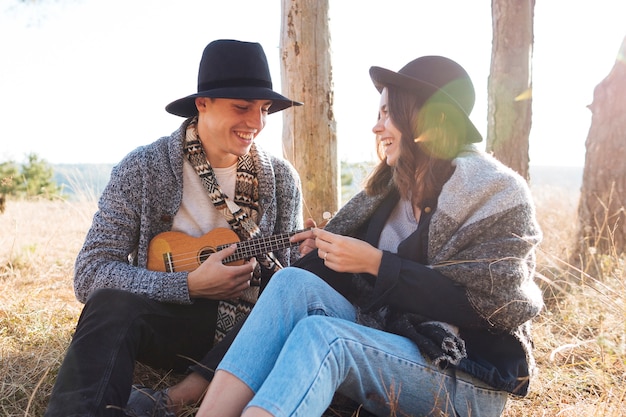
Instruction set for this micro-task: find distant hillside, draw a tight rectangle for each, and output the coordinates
[52,162,583,202]
[529,165,583,191]
[53,163,114,201]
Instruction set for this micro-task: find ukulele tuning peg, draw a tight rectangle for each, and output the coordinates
[318,211,334,228]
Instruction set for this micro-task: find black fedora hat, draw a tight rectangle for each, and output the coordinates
[369,56,482,143]
[166,39,302,117]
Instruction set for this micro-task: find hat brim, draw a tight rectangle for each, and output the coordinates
[370,66,482,143]
[166,87,302,117]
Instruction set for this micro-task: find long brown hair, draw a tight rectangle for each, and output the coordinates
[364,86,468,209]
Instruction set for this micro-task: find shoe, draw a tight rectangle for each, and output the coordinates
[124,385,175,417]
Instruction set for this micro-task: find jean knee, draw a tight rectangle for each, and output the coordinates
[292,316,342,346]
[267,267,326,296]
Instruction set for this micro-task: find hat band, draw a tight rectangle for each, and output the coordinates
[198,78,272,92]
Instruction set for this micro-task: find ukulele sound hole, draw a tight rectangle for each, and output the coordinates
[198,248,216,264]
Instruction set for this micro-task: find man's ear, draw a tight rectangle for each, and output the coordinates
[195,97,207,112]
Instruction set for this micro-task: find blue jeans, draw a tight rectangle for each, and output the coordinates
[217,268,508,417]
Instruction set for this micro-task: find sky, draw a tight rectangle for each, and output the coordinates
[1,0,624,167]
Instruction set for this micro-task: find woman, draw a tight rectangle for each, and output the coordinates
[195,55,544,417]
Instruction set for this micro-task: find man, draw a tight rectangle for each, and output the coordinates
[45,39,306,417]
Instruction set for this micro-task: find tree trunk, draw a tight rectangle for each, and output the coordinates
[577,36,626,258]
[280,0,338,224]
[488,0,535,180]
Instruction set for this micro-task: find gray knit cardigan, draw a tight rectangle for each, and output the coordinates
[324,145,544,381]
[74,119,303,304]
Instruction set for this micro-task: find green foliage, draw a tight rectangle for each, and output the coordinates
[0,160,19,195]
[0,153,63,200]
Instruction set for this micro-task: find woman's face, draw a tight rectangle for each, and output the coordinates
[372,87,403,167]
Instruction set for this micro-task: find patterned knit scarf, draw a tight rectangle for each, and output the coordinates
[184,117,279,343]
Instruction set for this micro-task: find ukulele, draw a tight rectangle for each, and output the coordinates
[147,227,308,273]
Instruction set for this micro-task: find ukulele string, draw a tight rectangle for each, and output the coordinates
[160,230,305,270]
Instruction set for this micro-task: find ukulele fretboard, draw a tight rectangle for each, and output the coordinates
[220,229,306,264]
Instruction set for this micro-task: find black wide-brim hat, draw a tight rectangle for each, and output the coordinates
[369,56,482,143]
[166,39,302,117]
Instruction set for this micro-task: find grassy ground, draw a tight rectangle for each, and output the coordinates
[0,181,624,416]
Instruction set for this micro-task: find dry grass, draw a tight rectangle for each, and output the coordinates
[1,182,624,416]
[0,198,93,416]
[502,184,626,417]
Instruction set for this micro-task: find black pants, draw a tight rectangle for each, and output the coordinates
[44,288,217,417]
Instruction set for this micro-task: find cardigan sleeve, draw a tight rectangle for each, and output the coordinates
[425,151,544,331]
[73,147,191,304]
[432,202,543,330]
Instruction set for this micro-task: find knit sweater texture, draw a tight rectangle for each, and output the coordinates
[73,119,303,304]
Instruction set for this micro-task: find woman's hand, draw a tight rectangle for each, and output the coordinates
[313,228,383,275]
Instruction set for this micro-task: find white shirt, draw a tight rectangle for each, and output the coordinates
[171,160,237,237]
